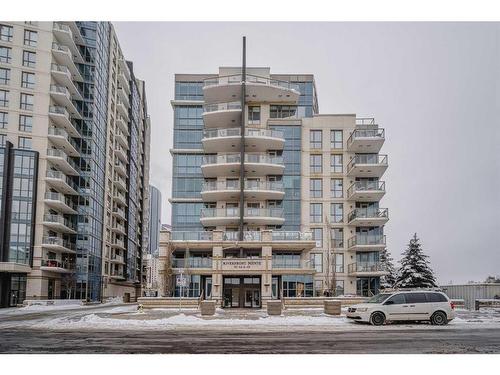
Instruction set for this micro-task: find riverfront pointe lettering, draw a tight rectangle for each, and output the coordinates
[221,259,264,271]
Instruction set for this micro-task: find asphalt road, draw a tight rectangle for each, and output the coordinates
[1,327,500,354]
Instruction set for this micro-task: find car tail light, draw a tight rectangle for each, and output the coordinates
[450,301,455,310]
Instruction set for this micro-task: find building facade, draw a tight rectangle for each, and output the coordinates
[166,52,388,308]
[0,22,150,307]
[148,184,161,255]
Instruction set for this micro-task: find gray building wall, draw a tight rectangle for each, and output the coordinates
[441,284,500,310]
[148,184,161,255]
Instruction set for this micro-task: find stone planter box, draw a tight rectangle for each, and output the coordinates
[324,300,341,315]
[200,300,216,316]
[267,300,282,316]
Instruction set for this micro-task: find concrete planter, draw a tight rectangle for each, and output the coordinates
[324,300,341,315]
[267,300,282,316]
[200,300,216,316]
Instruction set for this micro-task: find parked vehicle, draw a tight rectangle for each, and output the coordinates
[346,290,456,326]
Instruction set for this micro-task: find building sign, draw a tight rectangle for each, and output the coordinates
[221,259,264,271]
[176,275,189,287]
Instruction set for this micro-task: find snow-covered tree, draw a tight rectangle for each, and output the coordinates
[379,247,397,289]
[395,233,437,288]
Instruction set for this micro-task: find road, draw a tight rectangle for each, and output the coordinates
[1,327,500,353]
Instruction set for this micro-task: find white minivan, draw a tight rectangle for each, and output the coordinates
[346,290,456,326]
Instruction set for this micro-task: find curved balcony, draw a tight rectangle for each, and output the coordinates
[201,180,284,201]
[201,153,285,178]
[347,234,386,252]
[347,208,389,226]
[346,154,388,178]
[44,192,77,215]
[202,102,242,128]
[111,239,126,251]
[347,127,385,153]
[203,74,300,104]
[41,236,76,254]
[200,207,284,226]
[347,181,385,202]
[348,262,388,277]
[202,128,284,153]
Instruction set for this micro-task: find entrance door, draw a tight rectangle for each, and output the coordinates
[48,279,55,300]
[244,289,261,308]
[245,290,253,307]
[253,290,261,308]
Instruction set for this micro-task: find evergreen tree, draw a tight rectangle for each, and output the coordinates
[379,247,397,289]
[395,233,437,288]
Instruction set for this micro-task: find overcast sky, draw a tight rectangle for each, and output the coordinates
[113,22,500,284]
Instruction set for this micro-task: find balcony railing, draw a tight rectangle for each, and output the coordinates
[348,262,385,274]
[271,231,313,241]
[347,234,386,248]
[223,231,262,241]
[41,259,75,271]
[45,170,79,192]
[171,231,213,241]
[348,208,389,222]
[42,236,76,252]
[203,101,241,113]
[50,63,71,76]
[49,84,70,98]
[172,258,213,268]
[49,105,70,118]
[347,154,388,171]
[355,118,375,126]
[272,258,313,269]
[43,214,77,231]
[203,128,284,140]
[203,74,300,92]
[347,128,385,146]
[200,207,284,218]
[44,192,77,211]
[202,180,283,192]
[347,181,385,197]
[52,42,72,57]
[203,153,284,166]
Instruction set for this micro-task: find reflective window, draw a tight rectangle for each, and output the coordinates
[330,130,343,149]
[248,106,260,124]
[0,67,10,85]
[330,178,343,198]
[18,115,32,132]
[335,253,344,273]
[0,47,11,63]
[312,228,323,248]
[330,154,343,173]
[309,178,322,198]
[270,105,297,119]
[310,203,322,223]
[386,293,406,305]
[18,136,31,149]
[0,111,7,128]
[310,253,323,273]
[19,93,33,110]
[0,24,13,42]
[23,29,37,47]
[310,130,322,149]
[21,72,35,89]
[22,50,36,68]
[405,293,428,304]
[0,90,8,107]
[282,275,314,297]
[175,81,203,100]
[330,203,343,223]
[310,154,322,173]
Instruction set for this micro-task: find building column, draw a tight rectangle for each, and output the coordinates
[261,230,273,306]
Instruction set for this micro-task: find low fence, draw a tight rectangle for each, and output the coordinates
[475,299,500,311]
[23,299,84,307]
[137,297,200,309]
[282,296,367,309]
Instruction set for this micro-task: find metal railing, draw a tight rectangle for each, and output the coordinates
[347,128,385,146]
[271,231,313,241]
[49,105,70,118]
[203,74,300,92]
[49,84,70,98]
[348,262,385,274]
[223,231,262,241]
[171,231,213,241]
[201,207,284,218]
[272,258,313,269]
[43,214,77,231]
[44,192,77,211]
[172,258,213,268]
[203,101,241,113]
[203,128,283,140]
[42,236,76,252]
[41,259,75,270]
[45,170,79,192]
[52,42,71,56]
[355,118,375,126]
[347,181,385,197]
[348,207,389,222]
[202,180,283,192]
[50,63,71,75]
[202,153,284,166]
[53,22,72,34]
[347,234,386,248]
[112,207,126,218]
[347,154,388,171]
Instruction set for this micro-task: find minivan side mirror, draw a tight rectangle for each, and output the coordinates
[384,300,394,305]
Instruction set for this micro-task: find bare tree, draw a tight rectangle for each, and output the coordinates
[324,215,337,296]
[160,241,174,297]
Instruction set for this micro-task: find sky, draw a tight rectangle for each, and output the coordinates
[113,22,500,284]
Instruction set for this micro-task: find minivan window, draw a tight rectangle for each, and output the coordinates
[385,293,406,305]
[426,293,447,302]
[405,293,428,303]
[367,293,391,303]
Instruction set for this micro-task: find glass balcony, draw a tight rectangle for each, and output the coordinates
[348,208,389,226]
[41,236,76,253]
[45,170,79,195]
[201,153,285,178]
[347,127,385,152]
[44,192,77,214]
[271,231,313,241]
[172,257,213,269]
[171,231,213,241]
[41,259,75,273]
[348,262,386,276]
[43,213,77,234]
[347,180,386,201]
[347,234,386,250]
[200,207,284,226]
[346,154,388,178]
[46,148,79,175]
[202,127,284,152]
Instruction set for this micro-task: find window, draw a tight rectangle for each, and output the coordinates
[335,253,344,273]
[20,93,33,110]
[23,30,37,47]
[310,154,322,173]
[21,72,35,89]
[282,275,314,297]
[335,280,344,296]
[310,130,322,149]
[310,178,322,198]
[0,47,12,63]
[310,203,322,223]
[0,90,8,107]
[330,178,343,198]
[269,105,297,119]
[330,154,343,173]
[310,253,323,273]
[248,106,260,124]
[312,228,323,248]
[331,228,343,248]
[405,293,428,304]
[18,115,32,132]
[272,252,300,268]
[426,293,447,302]
[18,136,32,149]
[22,51,36,68]
[330,203,343,223]
[0,133,6,146]
[331,130,343,149]
[0,111,7,128]
[0,24,13,42]
[314,280,323,297]
[385,294,406,305]
[0,68,10,85]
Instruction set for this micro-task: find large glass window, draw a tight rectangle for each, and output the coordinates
[272,252,301,268]
[335,280,344,296]
[331,228,343,248]
[18,136,31,149]
[310,130,322,149]
[22,50,36,68]
[0,67,10,85]
[173,153,203,176]
[310,203,322,223]
[173,274,201,297]
[0,111,7,128]
[248,106,260,124]
[310,253,323,273]
[330,203,343,223]
[310,154,322,173]
[18,114,32,132]
[0,24,13,42]
[175,81,203,100]
[330,154,343,173]
[0,90,8,107]
[0,47,11,63]
[309,178,322,198]
[282,275,314,297]
[19,93,33,110]
[330,178,343,198]
[312,228,323,248]
[335,253,344,273]
[21,72,35,89]
[23,29,37,47]
[269,105,297,119]
[330,130,343,149]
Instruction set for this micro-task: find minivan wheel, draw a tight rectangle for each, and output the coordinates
[431,311,448,326]
[370,312,386,326]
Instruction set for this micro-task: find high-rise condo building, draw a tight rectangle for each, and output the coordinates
[148,184,161,255]
[0,22,150,307]
[167,39,388,307]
